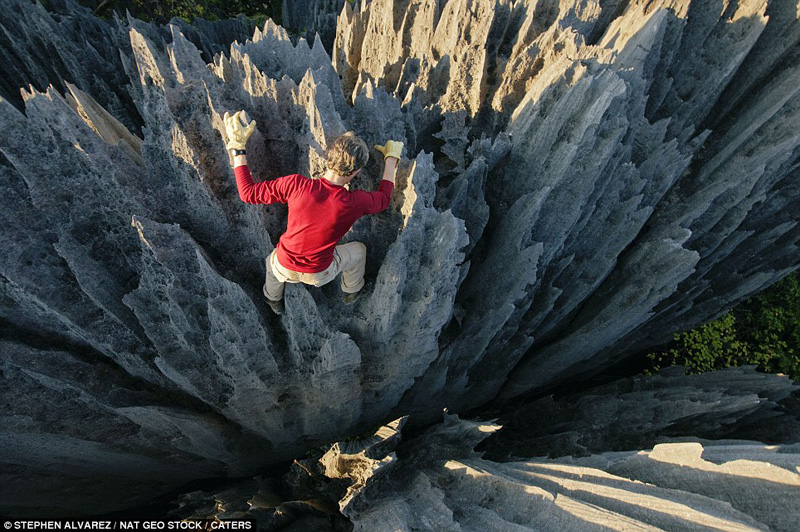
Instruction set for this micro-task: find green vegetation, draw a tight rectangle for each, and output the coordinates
[78,0,281,24]
[647,271,800,380]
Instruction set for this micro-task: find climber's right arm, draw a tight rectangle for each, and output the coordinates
[233,160,296,205]
[224,109,290,204]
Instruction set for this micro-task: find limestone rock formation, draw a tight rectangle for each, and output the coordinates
[341,368,800,531]
[281,0,345,51]
[478,366,800,461]
[341,413,800,532]
[1,0,800,518]
[159,369,800,531]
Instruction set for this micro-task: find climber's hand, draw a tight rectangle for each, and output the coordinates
[374,140,403,161]
[224,110,256,151]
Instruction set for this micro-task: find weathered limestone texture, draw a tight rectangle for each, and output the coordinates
[1,0,800,517]
[281,0,347,51]
[331,0,800,409]
[163,417,407,530]
[478,366,800,460]
[339,413,800,532]
[161,373,800,532]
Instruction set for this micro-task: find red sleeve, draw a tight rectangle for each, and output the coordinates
[354,179,394,215]
[234,165,298,205]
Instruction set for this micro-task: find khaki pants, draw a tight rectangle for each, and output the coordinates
[263,242,367,301]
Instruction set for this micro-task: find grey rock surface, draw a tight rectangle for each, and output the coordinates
[337,368,800,531]
[281,0,349,51]
[1,0,799,517]
[168,375,799,532]
[478,366,800,461]
[341,413,800,532]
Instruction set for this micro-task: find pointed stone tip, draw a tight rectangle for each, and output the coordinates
[262,16,289,41]
[168,23,185,41]
[342,1,353,19]
[131,215,153,250]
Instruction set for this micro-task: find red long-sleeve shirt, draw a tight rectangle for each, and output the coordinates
[235,165,394,272]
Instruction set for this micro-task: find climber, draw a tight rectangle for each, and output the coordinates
[223,110,402,314]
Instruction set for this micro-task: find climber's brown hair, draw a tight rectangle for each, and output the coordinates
[326,132,369,177]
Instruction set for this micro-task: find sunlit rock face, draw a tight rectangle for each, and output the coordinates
[163,369,800,531]
[342,368,800,532]
[341,411,800,532]
[1,0,799,517]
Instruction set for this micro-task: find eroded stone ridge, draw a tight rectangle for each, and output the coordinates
[1,0,799,516]
[341,412,800,532]
[160,374,800,532]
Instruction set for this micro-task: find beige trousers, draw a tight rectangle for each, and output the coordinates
[263,242,367,301]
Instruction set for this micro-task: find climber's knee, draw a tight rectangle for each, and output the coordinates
[350,241,366,263]
[337,242,367,293]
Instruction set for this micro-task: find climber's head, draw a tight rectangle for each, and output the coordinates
[326,132,369,183]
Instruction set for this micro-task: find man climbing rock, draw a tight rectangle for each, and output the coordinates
[223,110,402,314]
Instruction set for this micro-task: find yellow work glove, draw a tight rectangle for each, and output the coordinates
[374,140,404,160]
[224,110,256,151]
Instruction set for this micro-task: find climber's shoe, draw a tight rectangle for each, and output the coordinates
[342,281,372,305]
[263,284,285,315]
[266,297,285,315]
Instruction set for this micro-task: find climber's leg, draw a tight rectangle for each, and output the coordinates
[263,251,287,301]
[335,242,367,294]
[265,243,366,298]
